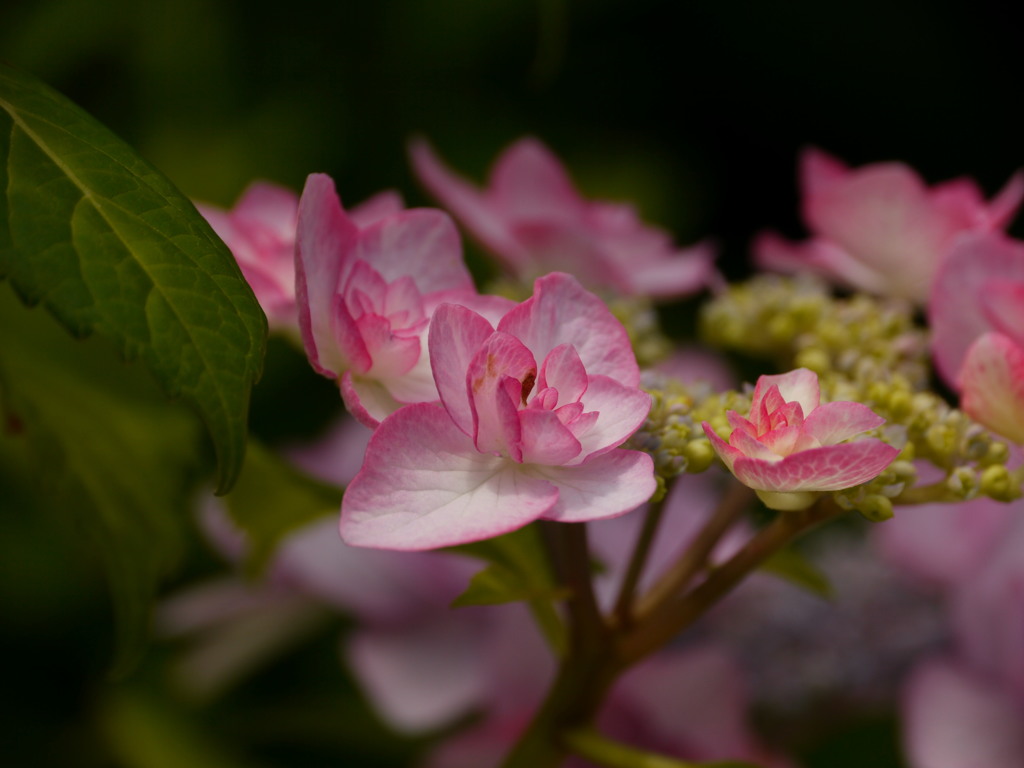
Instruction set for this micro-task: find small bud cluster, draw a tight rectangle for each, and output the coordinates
[695,274,1021,509]
[627,371,750,499]
[701,274,930,390]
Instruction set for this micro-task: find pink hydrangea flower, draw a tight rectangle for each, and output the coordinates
[702,368,899,510]
[341,272,656,551]
[197,182,302,333]
[410,137,716,299]
[198,181,405,336]
[754,148,1023,303]
[296,173,513,428]
[928,232,1024,442]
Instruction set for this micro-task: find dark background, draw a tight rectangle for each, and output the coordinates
[2,1,1021,766]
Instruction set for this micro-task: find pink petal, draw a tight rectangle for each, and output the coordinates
[570,374,651,461]
[987,170,1024,228]
[801,401,886,446]
[233,181,299,239]
[703,421,744,475]
[530,449,655,523]
[488,137,585,224]
[296,173,359,377]
[752,232,890,294]
[732,439,899,492]
[903,659,1024,768]
[498,272,640,386]
[341,372,400,429]
[331,293,372,374]
[345,612,488,733]
[800,146,849,198]
[758,424,805,456]
[950,513,1024,692]
[753,368,820,416]
[519,408,583,465]
[352,209,474,296]
[428,303,496,437]
[959,333,1024,444]
[623,241,716,299]
[341,403,557,550]
[538,343,588,405]
[929,232,1024,386]
[468,332,537,459]
[408,138,528,269]
[726,424,785,463]
[348,189,405,227]
[805,162,944,301]
[608,646,783,765]
[981,279,1024,349]
[874,496,1015,590]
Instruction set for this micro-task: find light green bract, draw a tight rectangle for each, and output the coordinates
[0,63,266,492]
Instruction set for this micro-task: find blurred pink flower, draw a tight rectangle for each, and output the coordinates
[410,137,716,299]
[198,181,405,337]
[341,272,655,550]
[296,173,513,427]
[928,232,1024,442]
[754,148,1023,303]
[703,368,899,510]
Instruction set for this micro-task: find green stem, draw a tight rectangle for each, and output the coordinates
[563,727,749,768]
[612,493,668,626]
[889,481,957,505]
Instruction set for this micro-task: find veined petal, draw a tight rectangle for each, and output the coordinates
[732,439,899,492]
[800,146,849,198]
[703,422,744,475]
[801,401,886,445]
[296,173,359,376]
[341,404,557,550]
[429,304,496,437]
[529,449,655,523]
[959,333,1024,444]
[498,272,640,386]
[758,424,804,457]
[357,313,422,380]
[570,374,651,461]
[468,333,536,459]
[341,372,402,429]
[519,409,582,465]
[353,209,474,296]
[728,427,785,462]
[754,368,820,415]
[538,343,588,406]
[331,294,372,374]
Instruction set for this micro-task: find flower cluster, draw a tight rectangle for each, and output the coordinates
[193,139,1024,768]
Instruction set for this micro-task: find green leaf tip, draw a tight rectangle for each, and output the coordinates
[0,62,267,493]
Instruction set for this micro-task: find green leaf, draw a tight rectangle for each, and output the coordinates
[221,440,343,576]
[760,546,833,599]
[448,524,567,656]
[0,62,266,492]
[452,562,570,608]
[0,287,205,670]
